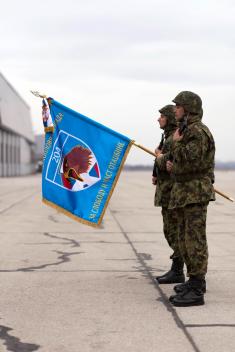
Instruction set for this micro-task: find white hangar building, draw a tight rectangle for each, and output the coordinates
[0,73,35,177]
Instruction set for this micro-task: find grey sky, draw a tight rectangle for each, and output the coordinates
[1,0,235,164]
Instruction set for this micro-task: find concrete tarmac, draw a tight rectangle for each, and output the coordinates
[0,171,234,352]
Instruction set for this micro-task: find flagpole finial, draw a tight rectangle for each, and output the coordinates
[30,90,47,99]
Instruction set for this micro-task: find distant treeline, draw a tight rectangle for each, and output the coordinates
[124,161,235,171]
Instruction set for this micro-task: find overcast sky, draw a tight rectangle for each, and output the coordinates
[1,0,235,164]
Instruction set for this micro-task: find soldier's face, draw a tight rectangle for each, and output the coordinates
[158,114,167,129]
[174,104,185,121]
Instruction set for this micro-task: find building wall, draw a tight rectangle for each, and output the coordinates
[0,73,35,177]
[20,137,34,175]
[0,73,34,143]
[0,128,19,176]
[0,128,35,177]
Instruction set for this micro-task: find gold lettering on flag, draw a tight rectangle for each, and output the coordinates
[89,142,125,219]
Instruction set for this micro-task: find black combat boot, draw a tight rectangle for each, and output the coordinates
[169,281,191,303]
[156,257,185,284]
[173,279,206,294]
[170,277,205,307]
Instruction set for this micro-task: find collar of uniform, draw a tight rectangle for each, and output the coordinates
[187,114,202,125]
[164,125,177,138]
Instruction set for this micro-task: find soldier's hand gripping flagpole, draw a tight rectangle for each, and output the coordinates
[133,143,234,202]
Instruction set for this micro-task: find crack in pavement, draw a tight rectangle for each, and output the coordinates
[186,324,235,328]
[0,232,84,273]
[110,208,202,352]
[0,230,235,234]
[48,215,59,223]
[43,232,80,248]
[0,187,38,199]
[0,325,40,352]
[0,251,83,272]
[0,192,39,215]
[138,253,152,261]
[23,241,127,245]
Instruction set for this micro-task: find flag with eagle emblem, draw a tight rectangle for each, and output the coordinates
[42,98,133,227]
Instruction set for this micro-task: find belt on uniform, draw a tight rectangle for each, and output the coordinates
[173,172,209,182]
[158,173,172,181]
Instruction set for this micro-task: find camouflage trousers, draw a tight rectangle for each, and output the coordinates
[173,203,208,278]
[162,207,181,259]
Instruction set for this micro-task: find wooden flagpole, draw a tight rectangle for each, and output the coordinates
[133,142,234,202]
[213,188,234,202]
[30,93,234,203]
[133,142,157,157]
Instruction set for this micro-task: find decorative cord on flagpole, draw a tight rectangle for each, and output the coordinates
[133,142,234,202]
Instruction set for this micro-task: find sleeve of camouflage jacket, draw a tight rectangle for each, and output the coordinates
[154,136,173,171]
[152,159,157,177]
[171,129,205,174]
[154,151,173,171]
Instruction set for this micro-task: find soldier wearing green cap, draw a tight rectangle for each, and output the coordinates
[166,91,215,307]
[153,105,185,285]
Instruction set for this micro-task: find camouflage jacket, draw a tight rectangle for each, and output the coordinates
[154,126,176,207]
[168,114,215,209]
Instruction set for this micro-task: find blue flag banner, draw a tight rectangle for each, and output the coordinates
[42,98,134,227]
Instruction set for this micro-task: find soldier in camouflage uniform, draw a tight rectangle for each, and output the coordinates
[153,105,185,284]
[166,91,215,307]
